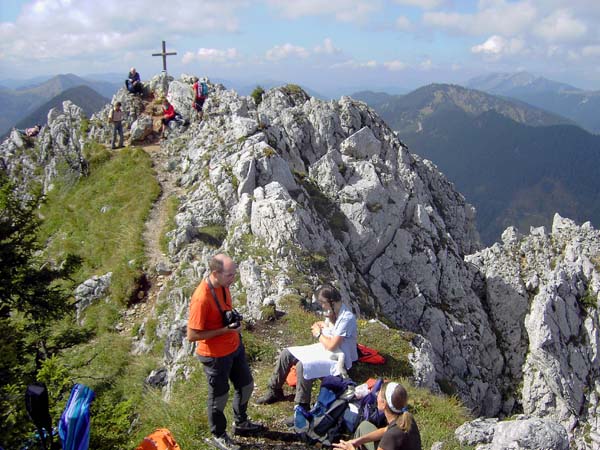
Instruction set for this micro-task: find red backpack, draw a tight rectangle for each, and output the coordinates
[357,344,386,365]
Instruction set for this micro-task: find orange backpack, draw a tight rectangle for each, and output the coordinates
[135,428,182,450]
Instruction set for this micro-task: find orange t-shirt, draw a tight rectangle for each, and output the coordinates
[188,279,240,357]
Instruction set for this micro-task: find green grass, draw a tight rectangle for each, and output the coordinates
[197,224,227,248]
[39,146,160,304]
[283,84,306,96]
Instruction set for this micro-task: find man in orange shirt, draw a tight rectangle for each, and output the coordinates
[187,254,263,450]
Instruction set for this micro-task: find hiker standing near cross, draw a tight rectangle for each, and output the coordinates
[152,40,177,74]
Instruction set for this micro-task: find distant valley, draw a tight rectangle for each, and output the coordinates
[354,83,600,244]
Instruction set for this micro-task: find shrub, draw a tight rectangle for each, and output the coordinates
[250,86,265,106]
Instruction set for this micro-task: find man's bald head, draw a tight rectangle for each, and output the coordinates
[209,254,237,287]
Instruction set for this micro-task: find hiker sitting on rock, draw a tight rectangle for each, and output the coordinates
[125,67,143,95]
[333,382,422,450]
[256,285,358,417]
[160,99,179,137]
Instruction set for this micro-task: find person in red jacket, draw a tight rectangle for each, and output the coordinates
[161,99,176,138]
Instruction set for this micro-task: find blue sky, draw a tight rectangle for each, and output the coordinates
[1,0,600,94]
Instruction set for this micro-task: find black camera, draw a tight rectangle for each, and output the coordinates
[223,309,243,328]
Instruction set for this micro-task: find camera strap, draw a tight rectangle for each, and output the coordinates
[206,277,229,316]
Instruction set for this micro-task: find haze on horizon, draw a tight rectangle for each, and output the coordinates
[1,0,600,94]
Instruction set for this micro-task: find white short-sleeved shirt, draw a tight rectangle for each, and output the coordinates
[288,303,358,379]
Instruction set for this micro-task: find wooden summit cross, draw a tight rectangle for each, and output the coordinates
[152,40,177,73]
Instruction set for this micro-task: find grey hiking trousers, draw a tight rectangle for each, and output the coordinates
[268,348,314,406]
[197,342,253,436]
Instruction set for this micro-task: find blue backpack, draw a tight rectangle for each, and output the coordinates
[198,82,208,97]
[294,376,356,446]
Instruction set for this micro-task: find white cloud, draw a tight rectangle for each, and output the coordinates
[265,0,381,23]
[395,16,413,31]
[384,60,407,71]
[471,35,525,57]
[534,9,587,43]
[0,0,245,66]
[393,0,444,9]
[314,38,341,55]
[423,1,537,36]
[182,48,240,64]
[331,59,377,69]
[266,43,310,61]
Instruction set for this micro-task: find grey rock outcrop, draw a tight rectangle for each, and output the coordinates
[148,80,597,447]
[0,100,89,194]
[466,214,600,449]
[151,80,513,418]
[74,272,112,321]
[456,416,570,450]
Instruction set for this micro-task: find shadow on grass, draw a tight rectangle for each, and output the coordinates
[238,429,308,449]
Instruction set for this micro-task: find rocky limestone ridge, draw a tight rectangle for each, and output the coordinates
[1,72,598,449]
[140,78,500,410]
[0,100,88,195]
[136,75,597,449]
[466,214,599,449]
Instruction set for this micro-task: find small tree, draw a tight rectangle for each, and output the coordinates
[251,85,265,106]
[0,172,80,447]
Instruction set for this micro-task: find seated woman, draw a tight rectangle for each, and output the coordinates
[256,284,358,412]
[333,382,422,450]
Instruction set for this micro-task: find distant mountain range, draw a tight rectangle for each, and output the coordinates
[354,84,600,244]
[354,83,574,134]
[11,86,108,134]
[467,71,600,134]
[0,74,120,135]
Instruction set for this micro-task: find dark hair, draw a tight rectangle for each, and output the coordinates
[317,284,341,303]
[381,382,414,433]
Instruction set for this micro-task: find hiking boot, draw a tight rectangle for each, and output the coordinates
[255,388,285,405]
[205,433,240,450]
[233,419,265,435]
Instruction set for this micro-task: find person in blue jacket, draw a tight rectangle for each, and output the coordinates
[125,67,143,95]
